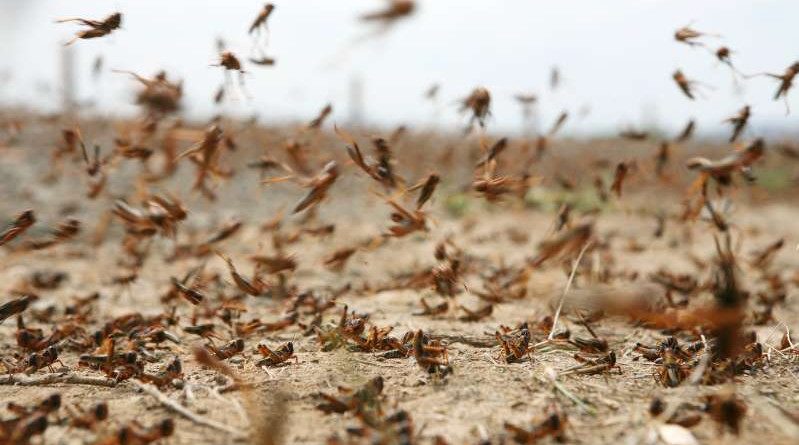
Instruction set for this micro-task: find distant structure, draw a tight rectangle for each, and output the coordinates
[640,101,661,135]
[522,102,541,138]
[0,2,21,96]
[516,95,540,138]
[348,74,364,127]
[60,45,76,115]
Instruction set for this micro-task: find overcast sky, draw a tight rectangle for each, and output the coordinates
[1,0,797,136]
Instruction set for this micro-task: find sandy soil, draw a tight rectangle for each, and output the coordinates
[1,117,798,445]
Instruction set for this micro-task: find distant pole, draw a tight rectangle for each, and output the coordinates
[60,45,76,115]
[521,104,541,138]
[530,104,541,137]
[519,102,540,138]
[348,74,363,127]
[641,101,659,134]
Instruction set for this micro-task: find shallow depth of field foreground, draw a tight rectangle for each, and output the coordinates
[1,2,799,445]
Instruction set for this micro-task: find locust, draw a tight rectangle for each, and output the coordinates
[316,376,384,415]
[673,69,699,100]
[460,87,491,128]
[619,127,648,140]
[458,303,493,322]
[675,118,696,142]
[674,25,718,47]
[561,350,621,376]
[248,56,276,66]
[411,173,440,210]
[655,142,671,178]
[176,124,228,200]
[548,111,569,136]
[360,0,416,23]
[249,3,276,35]
[324,247,357,272]
[336,126,400,190]
[263,161,339,214]
[382,197,428,238]
[66,402,109,430]
[550,66,561,90]
[686,138,764,189]
[58,12,122,46]
[308,104,333,129]
[206,338,245,360]
[214,51,245,73]
[704,391,747,435]
[412,330,451,374]
[256,341,296,367]
[97,419,175,445]
[610,161,630,197]
[751,238,784,269]
[474,137,508,169]
[414,298,449,317]
[250,253,297,275]
[205,218,243,245]
[514,93,538,105]
[765,62,799,101]
[0,210,36,247]
[216,251,267,296]
[19,218,81,251]
[529,222,593,268]
[183,324,222,342]
[0,394,60,445]
[714,46,741,75]
[495,323,531,364]
[504,405,567,444]
[473,142,532,202]
[115,70,183,116]
[724,105,751,143]
[24,346,65,373]
[424,83,440,100]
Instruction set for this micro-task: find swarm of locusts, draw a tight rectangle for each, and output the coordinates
[0,5,798,445]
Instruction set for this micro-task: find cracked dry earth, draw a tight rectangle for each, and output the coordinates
[1,133,799,445]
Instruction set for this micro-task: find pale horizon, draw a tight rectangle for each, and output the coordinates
[1,0,797,137]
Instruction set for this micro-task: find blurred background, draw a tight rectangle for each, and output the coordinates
[0,0,797,137]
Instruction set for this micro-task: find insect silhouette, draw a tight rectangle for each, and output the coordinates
[295,161,340,214]
[611,162,630,197]
[249,3,276,35]
[256,341,296,367]
[674,24,718,47]
[0,295,36,325]
[724,105,750,143]
[686,138,764,188]
[550,66,561,90]
[763,62,799,113]
[714,46,742,76]
[675,118,696,143]
[1,210,35,247]
[308,104,333,129]
[58,12,122,46]
[248,56,276,66]
[361,0,416,24]
[673,70,699,100]
[460,87,492,129]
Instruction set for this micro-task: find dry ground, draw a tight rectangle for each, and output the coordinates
[1,116,798,444]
